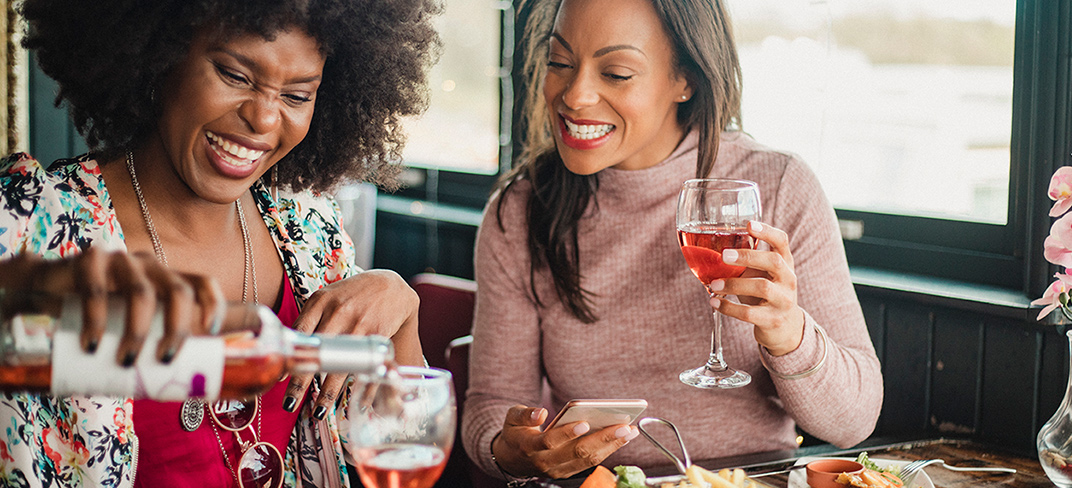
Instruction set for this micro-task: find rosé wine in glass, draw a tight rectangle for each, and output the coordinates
[677,225,755,286]
[676,178,762,389]
[355,444,448,488]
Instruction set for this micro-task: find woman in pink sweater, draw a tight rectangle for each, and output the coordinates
[463,0,883,481]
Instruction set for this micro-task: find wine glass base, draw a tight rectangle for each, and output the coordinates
[679,365,751,389]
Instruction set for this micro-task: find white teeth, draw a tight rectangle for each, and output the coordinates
[206,131,266,166]
[562,118,614,140]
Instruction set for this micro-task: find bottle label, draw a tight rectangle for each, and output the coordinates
[50,298,225,400]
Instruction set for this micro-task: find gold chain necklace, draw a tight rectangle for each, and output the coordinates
[124,150,262,483]
[125,150,257,304]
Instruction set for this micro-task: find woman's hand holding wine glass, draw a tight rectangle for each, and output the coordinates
[707,220,806,357]
[676,179,806,389]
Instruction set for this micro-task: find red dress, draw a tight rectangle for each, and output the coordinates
[133,277,303,487]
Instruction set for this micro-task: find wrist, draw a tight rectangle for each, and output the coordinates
[759,322,830,380]
[490,431,515,477]
[490,431,539,484]
[761,308,806,356]
[391,325,424,366]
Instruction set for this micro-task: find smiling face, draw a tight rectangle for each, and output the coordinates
[543,0,692,175]
[152,27,325,203]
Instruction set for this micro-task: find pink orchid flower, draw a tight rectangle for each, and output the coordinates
[1032,272,1072,320]
[1045,213,1072,268]
[1050,167,1072,216]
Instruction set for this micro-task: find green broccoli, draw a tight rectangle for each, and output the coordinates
[856,452,880,472]
[614,465,647,488]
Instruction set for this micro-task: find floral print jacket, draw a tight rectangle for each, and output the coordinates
[0,153,362,488]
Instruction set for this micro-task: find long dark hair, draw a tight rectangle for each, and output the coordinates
[496,0,742,322]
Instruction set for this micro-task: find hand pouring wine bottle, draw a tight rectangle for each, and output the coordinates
[0,292,394,400]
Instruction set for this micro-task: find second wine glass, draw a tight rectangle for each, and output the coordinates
[348,366,456,488]
[676,178,761,389]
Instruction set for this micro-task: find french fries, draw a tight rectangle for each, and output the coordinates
[660,465,761,488]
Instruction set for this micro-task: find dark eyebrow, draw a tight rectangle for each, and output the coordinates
[550,33,573,54]
[594,44,644,58]
[219,48,323,84]
[549,33,644,59]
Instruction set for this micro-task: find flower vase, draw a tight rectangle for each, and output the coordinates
[1039,329,1072,487]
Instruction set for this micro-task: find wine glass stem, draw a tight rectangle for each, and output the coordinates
[707,307,729,372]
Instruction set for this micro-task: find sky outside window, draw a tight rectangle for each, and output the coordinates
[727,0,1015,224]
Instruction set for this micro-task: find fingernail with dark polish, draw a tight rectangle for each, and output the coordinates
[282,396,297,412]
[85,339,98,354]
[160,347,176,364]
[121,351,137,368]
[313,405,327,420]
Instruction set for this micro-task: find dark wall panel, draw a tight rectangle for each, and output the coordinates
[930,311,983,435]
[374,211,431,281]
[877,303,933,435]
[373,211,477,281]
[979,320,1039,453]
[860,296,886,366]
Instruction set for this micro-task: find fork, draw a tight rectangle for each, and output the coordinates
[899,458,1016,484]
[637,417,692,475]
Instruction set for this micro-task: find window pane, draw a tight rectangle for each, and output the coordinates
[727,0,1015,224]
[402,0,502,174]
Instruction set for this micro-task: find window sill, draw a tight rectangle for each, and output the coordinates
[850,266,1042,322]
[376,194,484,227]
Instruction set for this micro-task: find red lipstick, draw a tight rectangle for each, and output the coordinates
[558,115,614,150]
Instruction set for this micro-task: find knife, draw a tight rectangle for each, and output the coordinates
[748,464,807,478]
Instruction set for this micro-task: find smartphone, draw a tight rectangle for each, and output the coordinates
[545,399,648,431]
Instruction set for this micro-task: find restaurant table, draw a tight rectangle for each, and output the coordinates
[549,436,1048,487]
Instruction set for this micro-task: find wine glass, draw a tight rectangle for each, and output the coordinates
[676,178,761,389]
[348,366,456,488]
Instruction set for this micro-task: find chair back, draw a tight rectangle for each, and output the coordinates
[409,273,505,488]
[410,273,478,370]
[445,335,472,406]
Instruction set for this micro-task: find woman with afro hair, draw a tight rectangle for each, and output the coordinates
[0,0,440,486]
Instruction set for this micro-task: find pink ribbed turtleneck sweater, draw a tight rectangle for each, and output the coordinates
[463,131,883,477]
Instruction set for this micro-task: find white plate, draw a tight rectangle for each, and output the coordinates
[646,472,778,487]
[787,457,934,488]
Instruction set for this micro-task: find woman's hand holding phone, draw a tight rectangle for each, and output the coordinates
[492,400,646,479]
[546,399,648,430]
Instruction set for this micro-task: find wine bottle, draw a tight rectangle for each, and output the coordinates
[0,291,394,400]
